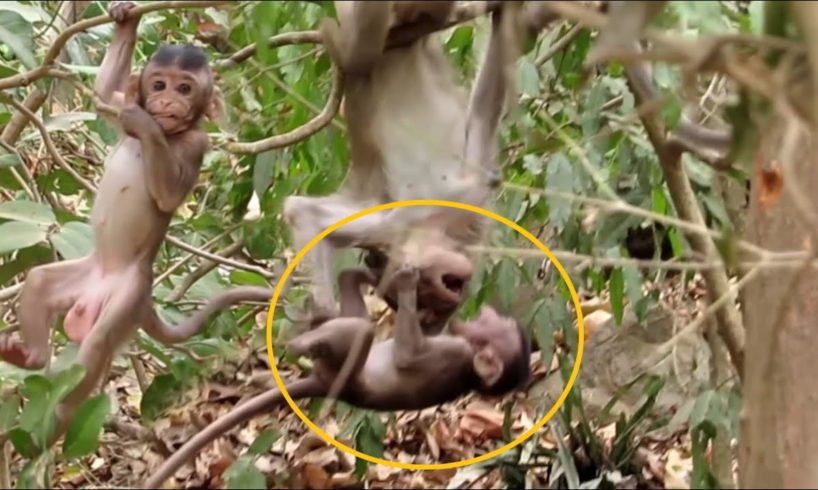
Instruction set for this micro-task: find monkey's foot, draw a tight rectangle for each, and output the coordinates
[0,334,42,369]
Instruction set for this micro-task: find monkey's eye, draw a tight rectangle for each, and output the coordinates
[177,83,191,95]
[153,80,166,91]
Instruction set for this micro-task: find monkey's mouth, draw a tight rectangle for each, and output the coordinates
[441,273,466,296]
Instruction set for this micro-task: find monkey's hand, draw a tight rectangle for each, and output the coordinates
[110,1,139,26]
[390,263,420,293]
[0,334,36,369]
[119,104,161,140]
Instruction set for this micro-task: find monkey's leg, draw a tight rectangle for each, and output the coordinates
[284,195,388,317]
[338,267,377,318]
[52,274,146,440]
[0,257,93,369]
[463,2,521,186]
[287,318,374,373]
[324,1,392,74]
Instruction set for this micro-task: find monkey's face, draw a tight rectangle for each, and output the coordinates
[140,64,212,134]
[452,306,520,388]
[416,245,473,305]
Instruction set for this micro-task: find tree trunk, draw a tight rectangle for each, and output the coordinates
[739,118,818,487]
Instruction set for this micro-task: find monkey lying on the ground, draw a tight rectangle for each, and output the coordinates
[284,1,524,330]
[0,1,267,441]
[145,262,532,487]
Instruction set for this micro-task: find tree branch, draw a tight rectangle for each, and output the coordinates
[0,1,231,91]
[623,62,746,379]
[222,66,343,154]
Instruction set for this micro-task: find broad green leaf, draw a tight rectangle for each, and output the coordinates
[0,10,36,69]
[609,268,624,325]
[8,428,37,458]
[248,430,280,456]
[622,265,643,309]
[225,456,267,490]
[0,221,48,254]
[0,201,55,226]
[141,374,184,421]
[0,153,22,168]
[0,394,20,432]
[50,221,94,260]
[253,150,277,198]
[63,394,112,458]
[0,3,48,23]
[518,58,541,97]
[545,153,575,229]
[19,376,52,435]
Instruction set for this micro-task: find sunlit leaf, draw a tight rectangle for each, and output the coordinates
[50,221,94,260]
[0,201,55,226]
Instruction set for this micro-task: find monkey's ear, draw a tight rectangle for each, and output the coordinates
[205,85,225,125]
[124,73,141,106]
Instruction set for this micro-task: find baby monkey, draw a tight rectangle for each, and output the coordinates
[146,264,531,487]
[0,1,242,441]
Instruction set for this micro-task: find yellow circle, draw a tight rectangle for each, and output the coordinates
[266,199,584,471]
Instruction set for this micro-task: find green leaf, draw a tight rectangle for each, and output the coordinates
[63,394,111,458]
[0,201,56,226]
[50,221,94,260]
[0,394,20,432]
[661,95,682,130]
[8,428,38,459]
[0,3,48,23]
[0,221,49,254]
[0,10,36,69]
[253,150,277,198]
[247,430,280,456]
[545,153,575,229]
[495,258,517,311]
[16,452,53,489]
[622,265,643,310]
[225,456,267,489]
[141,374,184,421]
[609,268,624,325]
[0,153,23,168]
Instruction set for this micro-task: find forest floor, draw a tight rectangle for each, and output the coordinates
[8,273,710,489]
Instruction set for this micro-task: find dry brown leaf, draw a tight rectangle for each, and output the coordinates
[459,409,505,440]
[303,463,331,489]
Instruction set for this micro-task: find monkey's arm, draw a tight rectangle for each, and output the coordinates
[144,378,325,488]
[122,110,208,213]
[141,286,274,344]
[94,2,140,110]
[391,267,427,368]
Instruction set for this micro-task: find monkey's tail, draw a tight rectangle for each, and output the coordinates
[145,378,324,488]
[142,286,275,344]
